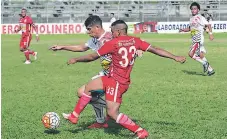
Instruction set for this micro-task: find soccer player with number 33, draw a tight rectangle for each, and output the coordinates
[65,20,186,139]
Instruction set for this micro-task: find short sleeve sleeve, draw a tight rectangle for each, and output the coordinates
[137,39,151,51]
[85,38,97,51]
[28,17,33,24]
[97,40,115,56]
[201,16,209,25]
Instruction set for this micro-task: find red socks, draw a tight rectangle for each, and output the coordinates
[24,50,35,61]
[116,113,140,133]
[73,93,92,116]
[24,50,30,61]
[28,50,35,55]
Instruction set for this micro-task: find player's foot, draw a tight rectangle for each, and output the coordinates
[62,113,78,124]
[33,52,38,60]
[203,62,209,73]
[207,70,215,76]
[136,129,149,139]
[87,122,108,129]
[24,60,31,64]
[87,115,110,128]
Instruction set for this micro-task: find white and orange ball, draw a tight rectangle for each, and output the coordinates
[42,112,60,129]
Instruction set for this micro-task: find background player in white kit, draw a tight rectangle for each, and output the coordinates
[180,2,215,76]
[50,15,112,128]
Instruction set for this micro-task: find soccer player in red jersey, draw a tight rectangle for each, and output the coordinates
[51,15,144,129]
[65,20,186,138]
[14,8,39,64]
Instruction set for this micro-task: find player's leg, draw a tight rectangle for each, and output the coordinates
[88,92,108,128]
[77,85,85,97]
[64,77,104,124]
[199,46,215,76]
[77,84,108,128]
[27,35,38,60]
[189,42,208,72]
[62,85,86,119]
[20,36,31,64]
[106,101,148,138]
[104,80,149,138]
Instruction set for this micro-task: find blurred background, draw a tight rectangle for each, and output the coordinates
[1,0,227,24]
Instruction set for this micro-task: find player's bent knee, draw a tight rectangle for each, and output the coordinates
[20,48,25,52]
[200,52,205,58]
[107,108,119,119]
[107,110,115,118]
[77,87,84,97]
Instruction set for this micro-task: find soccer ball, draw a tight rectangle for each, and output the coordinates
[42,112,60,129]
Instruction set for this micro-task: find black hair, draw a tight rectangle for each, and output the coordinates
[21,8,27,11]
[84,15,102,28]
[190,2,200,10]
[111,20,128,33]
[111,13,114,16]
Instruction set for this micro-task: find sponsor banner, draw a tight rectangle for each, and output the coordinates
[1,23,84,34]
[1,21,226,34]
[156,21,227,33]
[1,22,138,34]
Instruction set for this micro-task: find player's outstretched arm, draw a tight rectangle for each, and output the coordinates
[32,23,39,41]
[50,45,89,52]
[206,24,214,40]
[147,46,186,63]
[14,26,21,33]
[67,52,99,65]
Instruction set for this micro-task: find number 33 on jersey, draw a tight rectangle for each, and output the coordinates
[97,36,150,85]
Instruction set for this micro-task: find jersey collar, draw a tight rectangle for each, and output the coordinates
[97,31,106,41]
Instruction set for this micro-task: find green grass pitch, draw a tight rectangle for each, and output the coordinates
[2,33,227,139]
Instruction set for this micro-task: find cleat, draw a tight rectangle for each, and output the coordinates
[33,52,38,60]
[62,113,78,124]
[62,113,70,119]
[207,70,215,76]
[24,60,31,64]
[136,129,149,139]
[87,115,110,128]
[87,122,108,129]
[203,62,209,73]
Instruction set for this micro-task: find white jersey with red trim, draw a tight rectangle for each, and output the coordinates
[189,14,209,43]
[85,31,112,75]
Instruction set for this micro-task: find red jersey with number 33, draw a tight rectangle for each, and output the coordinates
[97,36,150,85]
[19,16,33,35]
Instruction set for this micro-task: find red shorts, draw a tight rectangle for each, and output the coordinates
[101,76,129,103]
[20,33,32,49]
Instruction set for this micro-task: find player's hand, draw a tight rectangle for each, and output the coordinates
[179,29,184,32]
[49,45,62,51]
[67,58,77,65]
[209,34,214,41]
[174,56,186,63]
[14,30,18,34]
[36,35,40,42]
[136,50,144,58]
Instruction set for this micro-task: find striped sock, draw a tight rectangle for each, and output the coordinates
[116,113,140,133]
[73,93,92,115]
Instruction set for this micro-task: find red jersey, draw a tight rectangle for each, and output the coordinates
[97,36,150,85]
[19,16,33,35]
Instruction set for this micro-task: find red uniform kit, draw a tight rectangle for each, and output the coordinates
[97,36,150,103]
[19,16,33,49]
